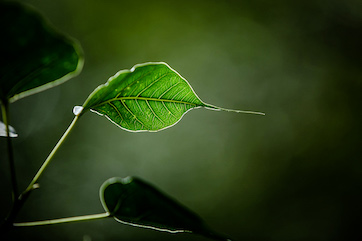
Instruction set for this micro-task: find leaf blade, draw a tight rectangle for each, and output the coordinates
[100,176,230,241]
[82,62,205,132]
[82,62,264,132]
[0,2,83,103]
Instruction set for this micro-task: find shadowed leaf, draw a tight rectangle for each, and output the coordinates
[100,177,231,241]
[81,62,263,132]
[0,2,83,103]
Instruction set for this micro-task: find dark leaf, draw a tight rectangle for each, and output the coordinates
[0,2,83,103]
[100,176,231,241]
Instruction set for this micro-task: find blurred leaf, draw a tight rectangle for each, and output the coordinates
[0,121,18,138]
[0,2,83,103]
[100,176,231,241]
[82,62,260,132]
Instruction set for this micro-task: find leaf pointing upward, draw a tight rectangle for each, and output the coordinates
[81,62,263,132]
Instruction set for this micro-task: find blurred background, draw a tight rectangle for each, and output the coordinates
[1,0,361,240]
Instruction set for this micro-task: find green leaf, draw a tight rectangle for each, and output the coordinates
[81,62,264,132]
[0,2,83,103]
[0,121,18,138]
[100,176,231,241]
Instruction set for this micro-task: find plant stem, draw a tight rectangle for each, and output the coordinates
[13,212,110,227]
[2,115,81,230]
[1,100,19,201]
[23,115,80,195]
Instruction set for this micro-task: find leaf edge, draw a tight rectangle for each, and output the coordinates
[99,176,191,234]
[7,2,85,103]
[81,62,206,133]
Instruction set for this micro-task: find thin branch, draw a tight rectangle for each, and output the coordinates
[1,100,19,201]
[2,114,81,230]
[23,115,80,195]
[13,212,111,227]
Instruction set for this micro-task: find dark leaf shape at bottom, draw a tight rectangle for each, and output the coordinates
[100,176,231,241]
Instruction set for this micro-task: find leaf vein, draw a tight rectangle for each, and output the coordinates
[162,102,176,119]
[145,100,165,125]
[117,100,146,128]
[170,86,186,101]
[135,72,171,97]
[158,82,180,100]
[107,102,129,128]
[115,70,152,98]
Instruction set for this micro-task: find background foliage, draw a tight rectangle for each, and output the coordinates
[1,0,361,240]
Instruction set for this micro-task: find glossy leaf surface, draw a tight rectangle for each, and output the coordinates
[82,62,206,132]
[100,177,230,241]
[82,62,262,132]
[0,2,83,103]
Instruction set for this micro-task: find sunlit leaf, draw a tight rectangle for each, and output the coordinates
[0,121,18,138]
[100,176,231,241]
[81,62,263,132]
[0,2,83,103]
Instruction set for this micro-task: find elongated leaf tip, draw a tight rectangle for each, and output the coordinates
[204,104,265,116]
[229,109,265,115]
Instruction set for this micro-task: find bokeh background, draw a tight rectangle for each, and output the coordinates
[1,0,361,240]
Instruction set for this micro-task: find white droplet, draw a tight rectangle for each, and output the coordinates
[0,121,18,137]
[73,106,84,116]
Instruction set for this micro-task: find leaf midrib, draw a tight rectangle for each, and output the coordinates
[91,96,202,110]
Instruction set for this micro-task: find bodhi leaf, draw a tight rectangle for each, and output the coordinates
[79,62,264,132]
[0,2,83,103]
[100,176,231,241]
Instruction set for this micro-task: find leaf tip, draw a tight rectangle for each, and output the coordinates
[120,176,133,184]
[205,104,265,116]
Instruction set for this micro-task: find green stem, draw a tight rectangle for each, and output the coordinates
[2,114,81,231]
[23,115,80,195]
[13,212,110,227]
[1,100,19,201]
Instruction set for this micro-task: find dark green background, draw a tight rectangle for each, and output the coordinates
[1,0,361,240]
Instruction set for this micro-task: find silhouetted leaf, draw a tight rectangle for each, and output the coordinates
[0,2,83,103]
[100,176,231,241]
[81,62,263,132]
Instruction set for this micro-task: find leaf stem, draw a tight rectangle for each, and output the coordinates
[2,114,80,231]
[1,100,19,201]
[23,115,80,195]
[13,212,110,227]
